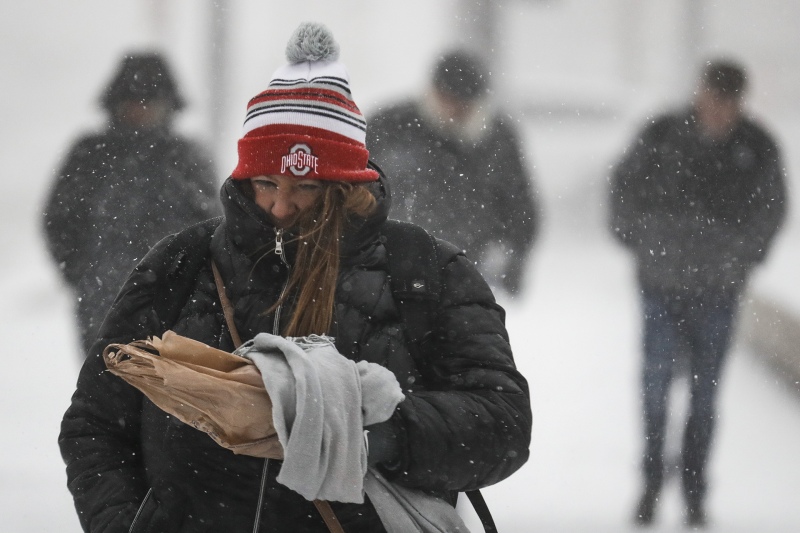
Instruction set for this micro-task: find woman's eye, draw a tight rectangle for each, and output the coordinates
[253,180,277,189]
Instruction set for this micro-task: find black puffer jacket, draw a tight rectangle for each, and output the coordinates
[43,124,220,353]
[367,100,539,294]
[59,175,531,533]
[609,109,787,295]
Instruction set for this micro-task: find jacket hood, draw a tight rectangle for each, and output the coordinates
[101,53,185,112]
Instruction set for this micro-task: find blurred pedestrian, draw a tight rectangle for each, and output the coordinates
[42,52,220,355]
[609,59,787,528]
[367,49,540,297]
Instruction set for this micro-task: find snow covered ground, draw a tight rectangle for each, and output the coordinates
[3,2,800,532]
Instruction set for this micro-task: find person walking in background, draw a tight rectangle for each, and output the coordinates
[42,52,220,355]
[609,59,787,528]
[59,23,530,532]
[366,50,540,297]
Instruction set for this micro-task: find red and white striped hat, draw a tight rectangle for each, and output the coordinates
[231,22,378,182]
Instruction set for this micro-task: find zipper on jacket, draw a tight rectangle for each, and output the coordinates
[272,228,290,335]
[128,488,153,533]
[252,458,270,533]
[274,228,284,256]
[253,228,291,533]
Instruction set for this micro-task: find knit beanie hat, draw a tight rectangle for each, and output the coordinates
[433,50,489,101]
[702,59,747,96]
[231,22,378,182]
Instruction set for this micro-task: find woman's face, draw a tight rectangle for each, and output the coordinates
[251,175,324,229]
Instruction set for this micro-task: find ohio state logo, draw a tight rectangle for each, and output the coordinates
[281,144,319,176]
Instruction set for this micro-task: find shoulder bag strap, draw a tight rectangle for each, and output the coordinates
[381,219,440,350]
[466,490,498,533]
[211,261,345,533]
[311,502,346,533]
[211,260,243,349]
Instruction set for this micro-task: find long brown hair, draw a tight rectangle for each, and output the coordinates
[268,181,376,337]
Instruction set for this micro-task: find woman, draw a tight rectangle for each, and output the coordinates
[59,23,531,533]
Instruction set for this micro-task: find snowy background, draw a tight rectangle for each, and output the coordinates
[2,1,800,531]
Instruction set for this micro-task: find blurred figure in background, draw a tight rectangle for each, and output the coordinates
[609,59,787,528]
[367,50,540,297]
[42,52,220,356]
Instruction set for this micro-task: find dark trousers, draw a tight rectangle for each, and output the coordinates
[639,287,739,505]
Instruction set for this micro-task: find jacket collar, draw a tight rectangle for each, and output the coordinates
[218,168,390,262]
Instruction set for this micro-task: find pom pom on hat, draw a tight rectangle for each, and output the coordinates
[231,22,378,183]
[285,22,340,64]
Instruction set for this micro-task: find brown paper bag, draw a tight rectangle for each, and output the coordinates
[103,330,283,459]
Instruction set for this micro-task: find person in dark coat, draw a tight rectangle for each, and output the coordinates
[609,59,787,528]
[59,23,531,533]
[366,50,540,297]
[43,52,220,355]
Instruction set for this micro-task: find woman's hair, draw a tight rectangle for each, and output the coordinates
[267,181,376,337]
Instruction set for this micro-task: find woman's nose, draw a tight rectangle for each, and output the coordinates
[270,192,297,222]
